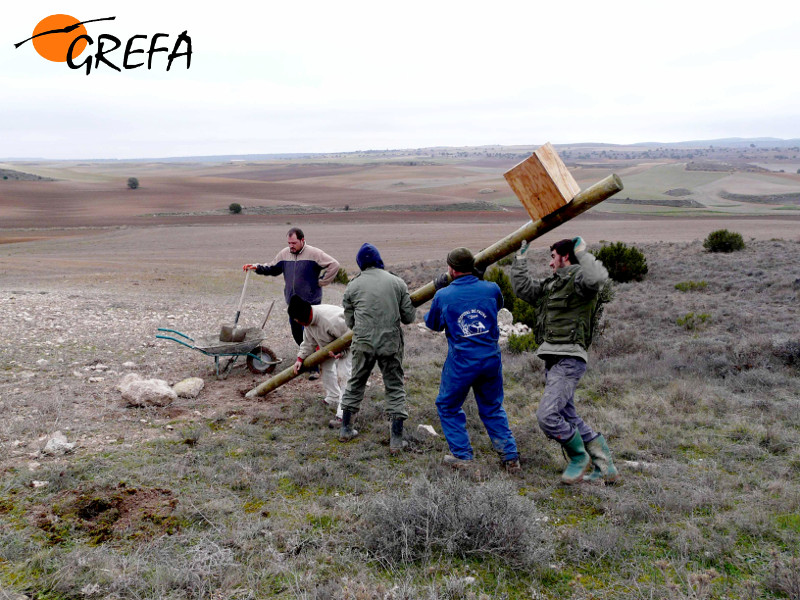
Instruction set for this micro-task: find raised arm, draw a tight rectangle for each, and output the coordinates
[511,254,544,306]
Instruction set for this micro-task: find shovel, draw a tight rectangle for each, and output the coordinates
[220,270,251,342]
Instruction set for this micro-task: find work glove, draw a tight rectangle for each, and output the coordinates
[433,273,450,290]
[518,240,530,257]
[573,236,586,254]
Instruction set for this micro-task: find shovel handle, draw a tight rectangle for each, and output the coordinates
[233,269,251,325]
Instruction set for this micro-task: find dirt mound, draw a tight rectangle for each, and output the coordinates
[33,483,178,545]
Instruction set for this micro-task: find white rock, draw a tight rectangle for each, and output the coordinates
[497,308,513,327]
[122,361,137,369]
[173,377,204,399]
[88,377,105,383]
[416,424,439,437]
[116,372,142,392]
[42,431,75,455]
[36,359,49,367]
[93,364,109,371]
[32,480,49,488]
[119,375,177,407]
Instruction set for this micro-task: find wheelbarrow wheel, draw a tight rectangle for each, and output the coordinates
[247,345,278,375]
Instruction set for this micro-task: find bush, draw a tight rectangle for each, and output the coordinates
[703,229,745,253]
[333,267,349,285]
[507,331,538,354]
[126,177,139,190]
[228,203,242,214]
[675,280,708,292]
[592,242,648,283]
[677,312,711,331]
[484,267,535,328]
[358,475,553,568]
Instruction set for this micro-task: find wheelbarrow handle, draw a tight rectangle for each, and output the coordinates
[156,334,197,350]
[157,328,195,342]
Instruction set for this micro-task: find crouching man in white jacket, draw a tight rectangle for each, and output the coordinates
[288,295,352,427]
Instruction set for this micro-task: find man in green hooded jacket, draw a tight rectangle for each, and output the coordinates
[512,236,619,485]
[338,243,416,453]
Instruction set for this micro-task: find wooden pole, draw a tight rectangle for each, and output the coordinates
[246,173,623,398]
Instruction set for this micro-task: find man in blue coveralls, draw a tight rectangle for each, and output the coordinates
[425,247,520,473]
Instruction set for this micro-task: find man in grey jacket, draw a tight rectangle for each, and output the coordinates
[339,243,416,453]
[512,236,619,485]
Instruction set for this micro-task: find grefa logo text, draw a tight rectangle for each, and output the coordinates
[15,15,192,75]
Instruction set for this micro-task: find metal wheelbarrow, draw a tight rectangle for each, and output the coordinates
[156,302,282,380]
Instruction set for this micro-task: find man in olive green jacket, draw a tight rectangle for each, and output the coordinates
[339,243,416,453]
[512,236,619,485]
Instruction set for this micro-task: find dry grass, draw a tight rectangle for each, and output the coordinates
[1,239,799,598]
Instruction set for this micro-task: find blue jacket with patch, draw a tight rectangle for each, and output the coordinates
[424,275,503,364]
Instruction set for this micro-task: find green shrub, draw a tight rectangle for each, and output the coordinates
[677,312,710,330]
[334,267,349,285]
[703,229,745,253]
[228,203,242,214]
[675,280,708,292]
[592,242,648,283]
[507,331,538,354]
[126,177,139,190]
[484,267,535,328]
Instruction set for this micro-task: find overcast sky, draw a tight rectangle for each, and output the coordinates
[3,1,800,160]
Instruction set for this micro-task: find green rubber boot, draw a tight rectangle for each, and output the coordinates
[338,410,358,442]
[561,430,591,485]
[584,434,620,484]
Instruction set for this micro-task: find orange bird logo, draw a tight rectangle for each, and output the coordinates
[15,15,115,62]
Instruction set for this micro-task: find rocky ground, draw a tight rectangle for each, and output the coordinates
[0,283,335,475]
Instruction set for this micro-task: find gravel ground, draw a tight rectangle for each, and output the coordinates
[0,282,339,473]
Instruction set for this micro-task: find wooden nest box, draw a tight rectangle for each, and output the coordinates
[503,142,580,221]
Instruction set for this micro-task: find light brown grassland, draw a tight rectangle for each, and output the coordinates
[1,153,800,599]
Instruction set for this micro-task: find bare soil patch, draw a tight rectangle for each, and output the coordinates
[32,484,178,544]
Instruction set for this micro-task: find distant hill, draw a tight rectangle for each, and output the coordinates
[633,137,800,149]
[0,168,54,181]
[3,138,800,162]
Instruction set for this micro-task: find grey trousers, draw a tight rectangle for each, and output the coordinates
[537,356,597,444]
[340,346,409,420]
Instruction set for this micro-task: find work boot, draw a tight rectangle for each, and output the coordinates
[584,434,620,484]
[328,416,342,429]
[560,430,591,485]
[389,418,408,454]
[504,458,522,475]
[338,410,358,442]
[443,454,473,469]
